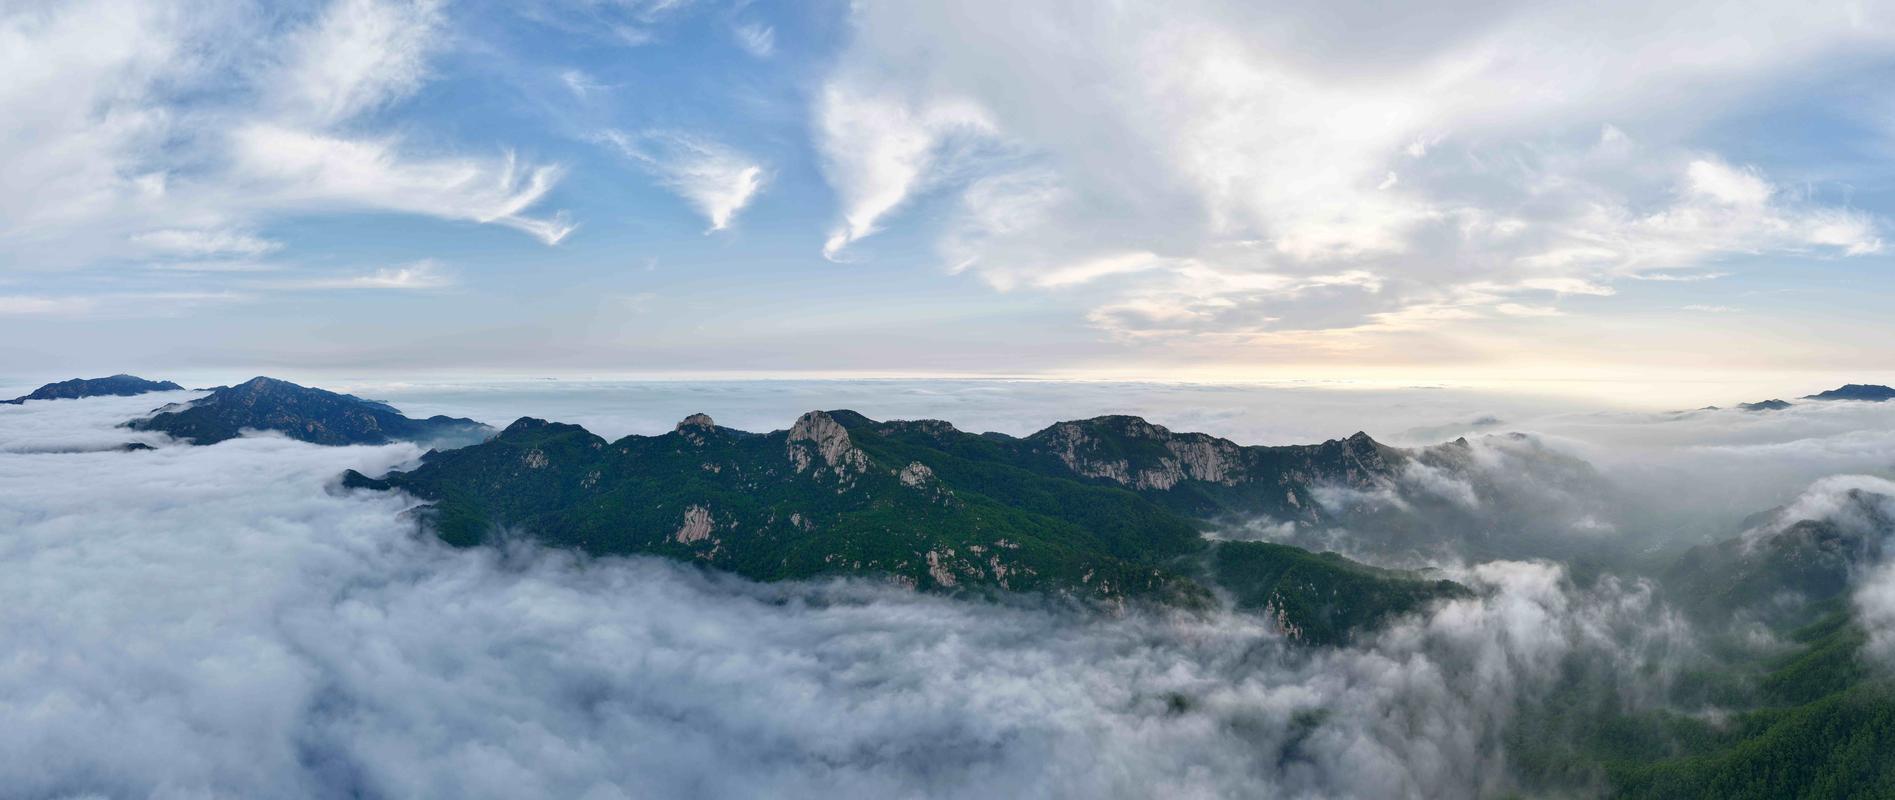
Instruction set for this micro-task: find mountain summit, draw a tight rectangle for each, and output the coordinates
[1802,384,1895,402]
[3,374,182,405]
[124,376,491,447]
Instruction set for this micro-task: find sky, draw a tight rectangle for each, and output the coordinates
[3,0,1894,396]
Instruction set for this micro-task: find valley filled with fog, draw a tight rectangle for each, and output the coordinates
[3,381,1893,798]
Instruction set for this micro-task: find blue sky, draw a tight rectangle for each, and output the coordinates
[2,0,1893,396]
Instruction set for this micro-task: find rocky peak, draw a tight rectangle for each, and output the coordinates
[1035,416,1246,491]
[503,417,554,435]
[675,413,717,445]
[787,410,869,477]
[898,461,936,488]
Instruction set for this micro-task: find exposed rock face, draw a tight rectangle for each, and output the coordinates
[675,505,714,544]
[1163,437,1245,486]
[786,410,869,478]
[898,461,936,488]
[522,449,549,469]
[925,549,957,587]
[1260,596,1306,643]
[1035,417,1248,490]
[1332,432,1396,486]
[1038,420,1137,485]
[676,413,716,445]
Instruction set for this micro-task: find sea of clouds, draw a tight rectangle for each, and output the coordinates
[2,382,1893,798]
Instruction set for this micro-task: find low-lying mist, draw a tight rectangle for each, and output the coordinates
[3,383,1893,798]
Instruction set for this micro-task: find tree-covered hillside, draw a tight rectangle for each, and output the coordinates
[346,409,1464,638]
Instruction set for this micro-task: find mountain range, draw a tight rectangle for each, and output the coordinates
[344,408,1462,644]
[1720,382,1895,411]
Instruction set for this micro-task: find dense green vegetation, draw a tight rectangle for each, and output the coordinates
[1211,540,1471,645]
[126,376,489,446]
[1607,611,1895,799]
[1500,591,1895,799]
[346,410,1464,635]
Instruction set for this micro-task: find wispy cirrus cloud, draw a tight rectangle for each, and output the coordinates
[600,130,767,232]
[132,229,284,258]
[732,22,775,58]
[0,291,250,318]
[267,259,457,291]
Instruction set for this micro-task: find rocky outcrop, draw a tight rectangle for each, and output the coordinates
[898,461,935,488]
[925,549,958,587]
[675,505,715,544]
[676,413,716,445]
[1031,417,1261,490]
[786,410,869,479]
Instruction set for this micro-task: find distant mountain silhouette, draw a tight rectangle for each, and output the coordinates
[3,374,182,404]
[125,376,490,447]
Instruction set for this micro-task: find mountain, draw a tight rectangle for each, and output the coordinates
[344,409,1464,637]
[1011,415,1400,520]
[1212,540,1471,645]
[124,376,491,447]
[3,374,182,404]
[1737,398,1792,411]
[1666,488,1893,624]
[1802,384,1895,402]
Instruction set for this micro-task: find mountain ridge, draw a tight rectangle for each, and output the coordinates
[344,408,1460,643]
[124,376,491,447]
[4,374,182,405]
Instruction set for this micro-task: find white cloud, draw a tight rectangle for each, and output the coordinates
[277,0,444,125]
[732,22,775,58]
[600,130,766,232]
[0,295,98,317]
[0,394,1699,799]
[558,68,605,99]
[0,0,573,274]
[230,125,575,244]
[272,260,456,290]
[813,0,1892,344]
[816,85,993,259]
[133,229,284,258]
[0,291,249,318]
[1615,158,1884,263]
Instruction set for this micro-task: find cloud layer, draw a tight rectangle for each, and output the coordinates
[0,392,1711,799]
